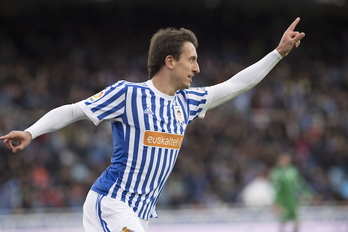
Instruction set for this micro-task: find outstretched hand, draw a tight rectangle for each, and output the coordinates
[276,17,305,57]
[0,131,32,153]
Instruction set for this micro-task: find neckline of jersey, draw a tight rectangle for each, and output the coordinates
[147,80,176,100]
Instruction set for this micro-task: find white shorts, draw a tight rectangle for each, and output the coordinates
[83,190,149,232]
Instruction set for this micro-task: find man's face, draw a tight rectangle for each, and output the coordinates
[279,154,291,167]
[172,42,200,90]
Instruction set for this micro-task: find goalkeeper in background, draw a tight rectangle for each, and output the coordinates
[270,152,312,232]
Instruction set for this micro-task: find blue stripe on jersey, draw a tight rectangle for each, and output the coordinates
[165,100,173,133]
[159,98,166,132]
[171,103,178,134]
[151,92,158,131]
[110,122,126,165]
[190,107,204,118]
[122,87,141,201]
[142,88,151,131]
[186,89,207,96]
[97,101,125,121]
[187,98,207,106]
[190,108,204,116]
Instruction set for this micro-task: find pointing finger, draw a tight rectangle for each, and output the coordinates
[287,17,301,31]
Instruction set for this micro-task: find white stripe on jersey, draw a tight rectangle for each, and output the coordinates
[77,80,211,220]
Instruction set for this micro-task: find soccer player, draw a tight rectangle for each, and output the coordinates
[270,152,302,232]
[0,18,305,232]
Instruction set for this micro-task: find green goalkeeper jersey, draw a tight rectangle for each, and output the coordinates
[270,165,301,220]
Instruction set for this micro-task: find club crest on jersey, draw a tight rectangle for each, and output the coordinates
[87,90,106,103]
[121,227,134,232]
[174,105,184,126]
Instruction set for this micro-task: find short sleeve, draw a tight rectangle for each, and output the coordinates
[181,87,213,123]
[77,81,127,126]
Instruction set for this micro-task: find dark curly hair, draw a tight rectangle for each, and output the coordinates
[147,27,198,79]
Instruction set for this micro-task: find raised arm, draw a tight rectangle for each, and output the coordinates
[0,103,88,153]
[207,17,305,110]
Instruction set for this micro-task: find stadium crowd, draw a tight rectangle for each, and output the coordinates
[0,3,348,212]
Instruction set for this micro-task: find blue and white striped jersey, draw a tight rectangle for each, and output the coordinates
[77,80,212,220]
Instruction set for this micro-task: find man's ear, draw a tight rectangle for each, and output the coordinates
[164,55,175,69]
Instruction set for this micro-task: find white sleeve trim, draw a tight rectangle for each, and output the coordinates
[206,50,282,110]
[76,100,103,126]
[197,87,215,119]
[25,103,89,139]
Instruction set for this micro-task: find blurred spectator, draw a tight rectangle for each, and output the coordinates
[240,164,274,207]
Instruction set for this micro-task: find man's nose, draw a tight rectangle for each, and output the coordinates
[193,62,200,74]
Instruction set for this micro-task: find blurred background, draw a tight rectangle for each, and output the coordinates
[0,0,348,231]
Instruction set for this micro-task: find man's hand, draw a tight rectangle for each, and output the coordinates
[276,17,305,57]
[0,131,32,153]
